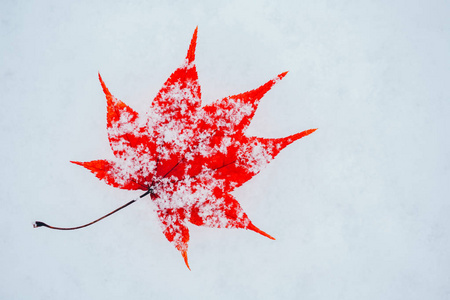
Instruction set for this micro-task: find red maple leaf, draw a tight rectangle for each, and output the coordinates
[36,28,316,269]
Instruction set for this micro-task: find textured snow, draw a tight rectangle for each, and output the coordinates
[2,1,450,300]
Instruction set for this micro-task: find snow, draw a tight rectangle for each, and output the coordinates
[2,0,450,299]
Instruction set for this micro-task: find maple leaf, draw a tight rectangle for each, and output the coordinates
[38,28,316,269]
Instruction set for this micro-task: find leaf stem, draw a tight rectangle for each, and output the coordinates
[33,190,151,231]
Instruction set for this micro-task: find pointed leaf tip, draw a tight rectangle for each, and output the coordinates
[304,128,318,136]
[290,128,318,141]
[278,71,289,79]
[181,250,191,270]
[247,223,275,240]
[186,27,198,63]
[98,73,111,97]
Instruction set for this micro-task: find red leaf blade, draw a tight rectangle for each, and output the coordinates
[73,28,316,268]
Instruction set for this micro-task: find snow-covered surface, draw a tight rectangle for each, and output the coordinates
[1,0,450,299]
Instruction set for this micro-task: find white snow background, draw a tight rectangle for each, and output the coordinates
[1,0,449,299]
